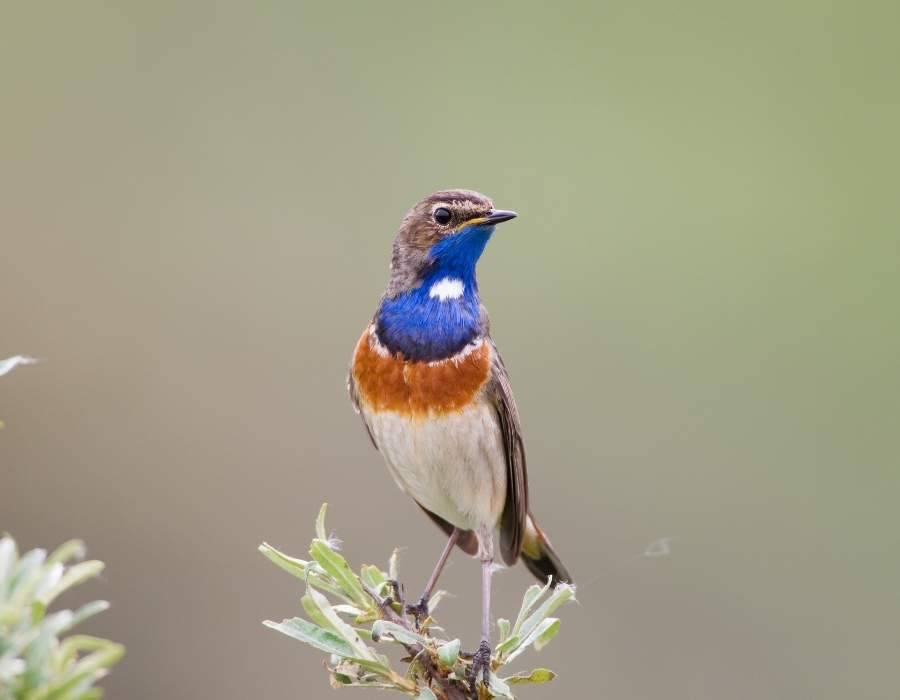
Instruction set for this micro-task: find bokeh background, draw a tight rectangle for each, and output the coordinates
[2,2,898,698]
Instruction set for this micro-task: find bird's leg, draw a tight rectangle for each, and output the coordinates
[467,532,494,697]
[407,528,459,627]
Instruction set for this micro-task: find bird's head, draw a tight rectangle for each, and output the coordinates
[385,189,517,297]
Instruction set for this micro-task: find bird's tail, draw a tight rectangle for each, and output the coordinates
[520,514,572,584]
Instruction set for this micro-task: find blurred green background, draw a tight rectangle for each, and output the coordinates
[2,1,898,698]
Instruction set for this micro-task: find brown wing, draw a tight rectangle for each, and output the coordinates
[486,337,529,566]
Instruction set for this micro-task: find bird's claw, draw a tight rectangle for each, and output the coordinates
[405,597,430,628]
[466,639,492,698]
[378,596,396,621]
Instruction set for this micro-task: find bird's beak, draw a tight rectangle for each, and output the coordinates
[472,209,518,226]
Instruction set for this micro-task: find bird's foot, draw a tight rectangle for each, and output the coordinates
[466,639,492,698]
[377,597,395,620]
[404,597,430,629]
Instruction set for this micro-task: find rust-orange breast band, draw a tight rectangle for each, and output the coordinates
[352,327,491,417]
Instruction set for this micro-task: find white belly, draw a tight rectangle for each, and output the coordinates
[362,398,507,532]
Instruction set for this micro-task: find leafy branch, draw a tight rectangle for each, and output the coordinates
[260,504,574,699]
[0,536,124,700]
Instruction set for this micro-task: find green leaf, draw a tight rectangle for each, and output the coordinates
[40,609,77,638]
[309,539,368,609]
[39,560,104,608]
[304,585,381,663]
[331,603,365,617]
[488,672,514,699]
[417,687,438,700]
[371,620,428,646]
[57,635,113,670]
[503,618,559,664]
[29,637,124,700]
[360,564,387,592]
[515,583,574,643]
[264,617,355,656]
[354,627,374,641]
[46,540,86,567]
[0,536,18,588]
[504,668,557,684]
[330,657,361,685]
[315,503,328,542]
[533,618,561,652]
[7,547,46,603]
[388,548,400,581]
[495,633,520,655]
[512,579,551,637]
[263,618,389,674]
[259,542,349,601]
[301,591,334,630]
[497,618,511,643]
[437,638,460,668]
[60,600,110,636]
[258,542,310,579]
[26,571,60,625]
[32,562,64,610]
[0,537,122,698]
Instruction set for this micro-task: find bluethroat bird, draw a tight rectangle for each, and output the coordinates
[348,190,571,691]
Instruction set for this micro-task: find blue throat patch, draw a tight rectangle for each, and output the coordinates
[377,224,494,361]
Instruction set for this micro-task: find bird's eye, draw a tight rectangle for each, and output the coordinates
[433,207,452,225]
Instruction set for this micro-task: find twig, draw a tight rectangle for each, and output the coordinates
[363,582,469,700]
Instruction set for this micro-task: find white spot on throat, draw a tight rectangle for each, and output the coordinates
[428,277,465,301]
[429,338,484,366]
